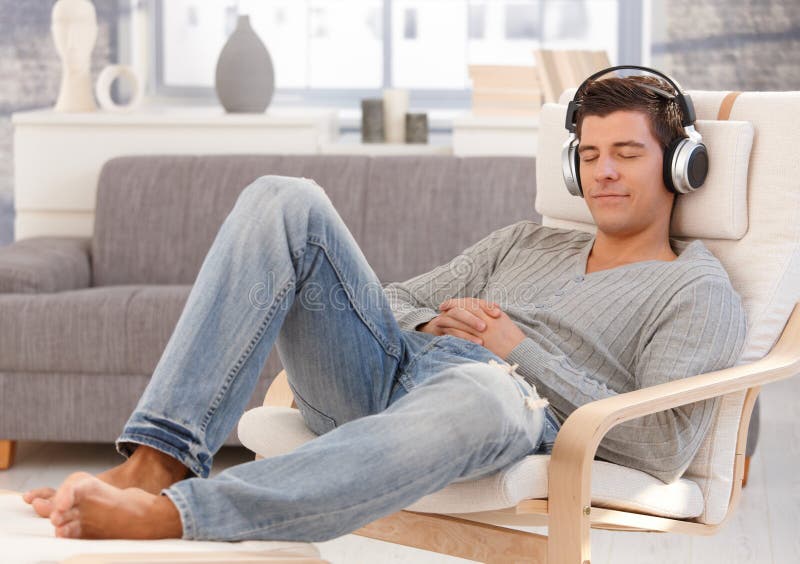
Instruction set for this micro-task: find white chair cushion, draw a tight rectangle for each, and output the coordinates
[238,406,705,520]
[534,103,754,240]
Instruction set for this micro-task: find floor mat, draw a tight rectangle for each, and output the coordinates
[0,491,325,564]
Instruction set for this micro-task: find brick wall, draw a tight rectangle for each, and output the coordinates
[651,0,800,91]
[0,0,118,194]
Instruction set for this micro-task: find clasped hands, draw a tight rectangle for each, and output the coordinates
[418,298,526,359]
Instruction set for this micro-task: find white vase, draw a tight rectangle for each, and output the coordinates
[52,0,98,112]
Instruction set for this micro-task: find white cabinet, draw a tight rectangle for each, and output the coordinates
[319,142,452,156]
[452,113,539,157]
[12,107,338,239]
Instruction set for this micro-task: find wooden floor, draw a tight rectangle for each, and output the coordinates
[1,374,797,563]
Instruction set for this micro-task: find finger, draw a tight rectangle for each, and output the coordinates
[441,328,483,345]
[436,319,481,338]
[481,301,503,317]
[438,310,485,333]
[438,299,458,311]
[444,308,487,331]
[23,487,56,504]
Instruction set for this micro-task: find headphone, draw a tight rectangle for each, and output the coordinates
[562,65,709,198]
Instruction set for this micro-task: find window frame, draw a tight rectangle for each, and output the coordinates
[146,0,646,109]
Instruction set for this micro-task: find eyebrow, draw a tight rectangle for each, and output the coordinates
[577,141,646,154]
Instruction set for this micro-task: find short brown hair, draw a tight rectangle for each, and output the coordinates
[574,75,686,150]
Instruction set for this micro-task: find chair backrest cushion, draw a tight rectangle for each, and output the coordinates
[535,89,800,524]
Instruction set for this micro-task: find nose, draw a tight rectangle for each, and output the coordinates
[592,154,620,183]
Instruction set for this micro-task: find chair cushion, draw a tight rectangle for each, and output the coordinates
[534,103,754,240]
[238,406,705,519]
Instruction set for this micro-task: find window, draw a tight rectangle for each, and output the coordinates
[150,0,640,108]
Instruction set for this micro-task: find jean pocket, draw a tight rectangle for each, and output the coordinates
[287,383,337,436]
[536,410,560,454]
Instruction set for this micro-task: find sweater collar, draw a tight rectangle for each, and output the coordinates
[576,236,705,276]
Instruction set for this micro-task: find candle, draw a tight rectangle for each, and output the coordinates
[383,88,409,143]
[361,98,385,143]
[405,113,428,144]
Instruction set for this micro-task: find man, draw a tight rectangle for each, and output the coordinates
[23,73,746,541]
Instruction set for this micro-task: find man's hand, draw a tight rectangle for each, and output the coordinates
[418,298,526,358]
[418,298,499,345]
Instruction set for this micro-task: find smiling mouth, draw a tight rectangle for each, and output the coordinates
[592,194,629,199]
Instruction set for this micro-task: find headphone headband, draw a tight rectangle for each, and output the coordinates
[564,65,697,133]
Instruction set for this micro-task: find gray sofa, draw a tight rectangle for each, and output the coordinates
[0,154,538,446]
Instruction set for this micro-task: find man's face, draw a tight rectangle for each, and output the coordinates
[578,110,674,238]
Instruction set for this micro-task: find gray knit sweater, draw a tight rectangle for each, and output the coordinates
[383,221,747,483]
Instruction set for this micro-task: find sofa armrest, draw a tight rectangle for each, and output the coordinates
[0,237,92,293]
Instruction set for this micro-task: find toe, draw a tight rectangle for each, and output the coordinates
[52,485,75,514]
[52,472,92,513]
[23,487,55,504]
[32,497,54,518]
[55,520,81,539]
[50,507,80,527]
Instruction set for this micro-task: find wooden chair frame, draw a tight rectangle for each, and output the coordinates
[260,302,800,563]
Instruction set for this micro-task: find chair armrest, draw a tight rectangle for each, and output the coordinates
[0,237,92,293]
[263,369,297,408]
[546,302,800,556]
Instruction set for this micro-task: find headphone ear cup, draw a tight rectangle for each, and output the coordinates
[573,143,582,197]
[662,138,682,194]
[664,138,709,194]
[684,142,709,191]
[562,137,583,197]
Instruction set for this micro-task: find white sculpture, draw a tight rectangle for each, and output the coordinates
[95,65,143,112]
[52,0,98,112]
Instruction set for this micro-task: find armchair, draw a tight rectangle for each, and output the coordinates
[237,89,800,562]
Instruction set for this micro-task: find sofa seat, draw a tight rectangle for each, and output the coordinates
[238,406,705,520]
[0,285,189,374]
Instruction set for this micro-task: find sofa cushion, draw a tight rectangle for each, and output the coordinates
[238,406,704,519]
[92,155,372,286]
[0,285,189,374]
[92,155,538,287]
[360,156,538,282]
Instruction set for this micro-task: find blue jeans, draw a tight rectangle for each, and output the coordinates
[116,175,559,542]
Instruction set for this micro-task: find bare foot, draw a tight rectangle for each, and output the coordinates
[23,445,190,518]
[48,472,183,539]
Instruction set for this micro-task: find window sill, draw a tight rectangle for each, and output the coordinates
[138,96,464,131]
